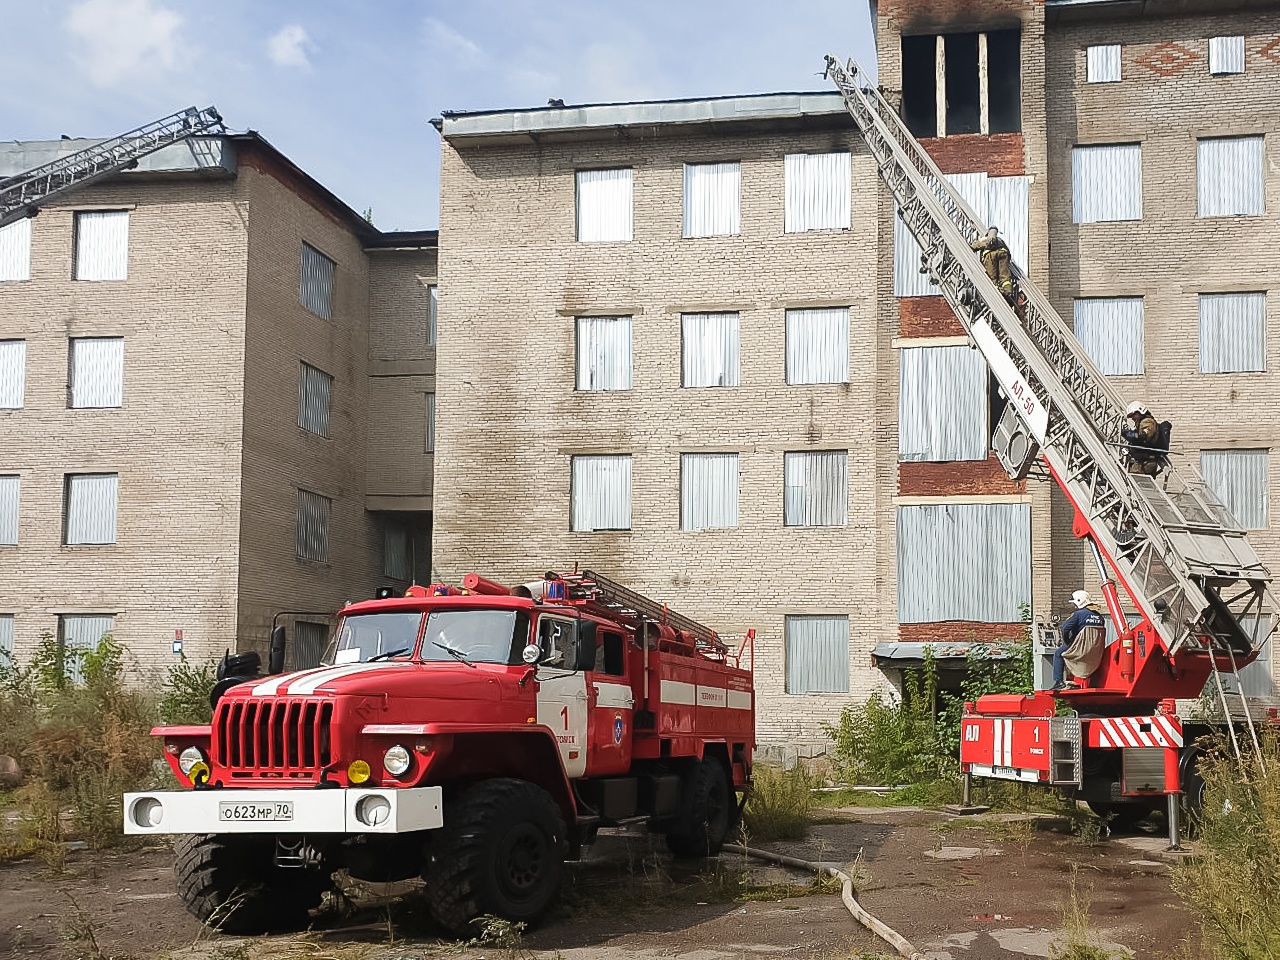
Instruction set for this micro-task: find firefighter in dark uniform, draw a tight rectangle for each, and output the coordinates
[971,226,1016,304]
[1122,402,1162,476]
[1053,590,1105,691]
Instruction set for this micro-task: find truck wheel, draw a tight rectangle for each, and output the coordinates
[666,759,732,859]
[423,779,566,936]
[174,834,329,933]
[1086,800,1154,831]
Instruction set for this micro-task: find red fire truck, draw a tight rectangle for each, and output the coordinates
[125,570,755,934]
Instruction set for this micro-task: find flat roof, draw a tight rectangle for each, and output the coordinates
[0,136,235,179]
[435,91,851,143]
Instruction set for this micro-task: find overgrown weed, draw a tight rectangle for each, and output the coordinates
[1049,866,1125,960]
[742,763,813,842]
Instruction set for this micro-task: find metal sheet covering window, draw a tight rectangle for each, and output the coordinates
[784,615,849,694]
[74,211,129,281]
[576,316,632,390]
[59,615,114,685]
[300,242,335,319]
[987,176,1030,272]
[293,621,329,671]
[0,615,12,666]
[681,312,740,388]
[64,473,118,545]
[1073,297,1144,375]
[0,475,18,545]
[427,285,438,345]
[896,502,1031,622]
[1198,136,1264,217]
[298,362,333,437]
[1200,292,1266,373]
[384,524,411,580]
[576,168,633,242]
[425,392,436,453]
[0,217,31,282]
[1072,144,1142,223]
[296,489,331,561]
[571,455,632,532]
[785,308,849,384]
[1086,45,1122,83]
[681,453,739,531]
[683,162,741,238]
[1209,36,1245,75]
[899,345,988,462]
[784,451,847,527]
[1227,617,1275,698]
[69,337,124,408]
[784,152,851,232]
[0,340,25,409]
[1200,449,1269,530]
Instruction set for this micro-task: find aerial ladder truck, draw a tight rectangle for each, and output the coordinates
[0,105,224,230]
[824,56,1276,845]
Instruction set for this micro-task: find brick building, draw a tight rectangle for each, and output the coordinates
[0,134,437,677]
[432,0,1280,751]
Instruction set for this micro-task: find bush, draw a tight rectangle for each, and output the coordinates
[742,764,813,842]
[158,655,218,725]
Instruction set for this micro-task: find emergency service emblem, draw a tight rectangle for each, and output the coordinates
[613,713,624,744]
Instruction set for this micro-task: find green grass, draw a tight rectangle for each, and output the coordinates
[742,764,814,842]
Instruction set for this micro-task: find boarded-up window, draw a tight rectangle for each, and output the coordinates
[298,362,332,437]
[300,243,335,319]
[1201,449,1269,530]
[0,615,12,666]
[681,453,739,531]
[682,312,739,388]
[571,455,631,532]
[1074,297,1144,375]
[899,346,988,462]
[59,614,114,685]
[784,451,847,527]
[1072,144,1142,223]
[784,153,851,232]
[576,316,632,390]
[296,489,331,561]
[0,217,32,282]
[428,284,438,345]
[988,175,1029,273]
[1200,292,1266,373]
[785,615,849,694]
[683,162,741,237]
[69,337,124,408]
[0,475,19,545]
[1209,36,1245,75]
[0,340,25,409]
[897,502,1031,622]
[384,524,411,580]
[425,392,436,453]
[293,621,329,671]
[1086,45,1122,83]
[1198,136,1264,217]
[1217,617,1275,698]
[74,211,128,281]
[64,473,118,545]
[576,169,633,242]
[785,308,849,385]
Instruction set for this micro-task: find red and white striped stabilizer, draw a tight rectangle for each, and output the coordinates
[1090,714,1183,749]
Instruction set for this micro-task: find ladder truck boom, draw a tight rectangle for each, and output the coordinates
[0,106,224,230]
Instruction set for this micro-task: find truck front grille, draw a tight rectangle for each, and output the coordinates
[214,698,333,777]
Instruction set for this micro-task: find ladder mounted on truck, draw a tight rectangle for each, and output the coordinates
[823,56,1277,708]
[0,106,225,230]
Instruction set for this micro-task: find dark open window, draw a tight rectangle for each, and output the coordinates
[944,33,981,135]
[901,35,937,138]
[987,30,1022,134]
[899,29,1021,137]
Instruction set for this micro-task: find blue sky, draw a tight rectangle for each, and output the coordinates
[0,1,877,230]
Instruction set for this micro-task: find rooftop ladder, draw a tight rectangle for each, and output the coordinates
[0,106,225,229]
[824,55,1276,664]
[562,569,726,654]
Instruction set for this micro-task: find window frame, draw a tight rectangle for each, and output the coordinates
[296,488,332,562]
[63,472,119,546]
[1072,143,1143,223]
[73,210,129,282]
[570,454,632,532]
[680,312,740,389]
[0,216,32,283]
[1197,135,1265,218]
[0,339,26,409]
[783,152,852,233]
[575,315,633,391]
[1200,448,1269,530]
[298,361,334,438]
[0,474,18,546]
[1199,292,1266,374]
[1085,44,1122,83]
[1208,36,1246,76]
[682,161,742,238]
[680,452,740,532]
[784,307,850,385]
[783,450,848,528]
[575,168,634,243]
[1073,296,1145,376]
[300,242,336,320]
[784,615,850,695]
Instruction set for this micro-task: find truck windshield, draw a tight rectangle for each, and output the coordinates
[325,612,422,664]
[420,609,522,665]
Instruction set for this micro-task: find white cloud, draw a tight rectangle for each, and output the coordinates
[424,17,485,64]
[64,0,183,88]
[268,24,315,69]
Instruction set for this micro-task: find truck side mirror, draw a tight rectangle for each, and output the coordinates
[268,625,288,675]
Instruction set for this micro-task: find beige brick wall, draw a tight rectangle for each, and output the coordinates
[435,123,891,746]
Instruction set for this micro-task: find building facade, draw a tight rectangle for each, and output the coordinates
[0,134,437,678]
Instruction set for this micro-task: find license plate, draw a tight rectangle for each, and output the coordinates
[218,801,294,822]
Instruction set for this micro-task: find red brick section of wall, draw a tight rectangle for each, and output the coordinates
[899,622,1026,644]
[899,457,1027,496]
[899,296,964,337]
[920,134,1025,177]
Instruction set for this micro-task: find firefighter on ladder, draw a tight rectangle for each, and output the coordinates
[971,226,1017,306]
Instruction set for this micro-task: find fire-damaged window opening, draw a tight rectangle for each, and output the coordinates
[900,29,1021,138]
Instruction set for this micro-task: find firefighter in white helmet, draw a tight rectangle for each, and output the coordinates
[1053,589,1105,691]
[1122,401,1163,476]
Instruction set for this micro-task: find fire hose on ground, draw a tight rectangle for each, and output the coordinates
[723,843,927,960]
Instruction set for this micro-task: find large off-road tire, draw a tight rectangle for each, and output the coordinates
[666,758,732,859]
[423,779,567,937]
[174,834,330,934]
[1087,800,1155,831]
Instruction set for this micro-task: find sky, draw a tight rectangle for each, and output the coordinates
[0,1,877,231]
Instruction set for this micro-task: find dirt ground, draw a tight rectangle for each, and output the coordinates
[0,805,1199,960]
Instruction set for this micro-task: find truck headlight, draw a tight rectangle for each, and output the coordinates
[356,794,392,827]
[383,745,412,777]
[130,796,164,828]
[178,746,207,776]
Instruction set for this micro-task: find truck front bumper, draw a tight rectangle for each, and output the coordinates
[122,786,443,836]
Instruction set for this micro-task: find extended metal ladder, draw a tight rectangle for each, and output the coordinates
[0,106,224,229]
[824,56,1276,664]
[563,569,726,653]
